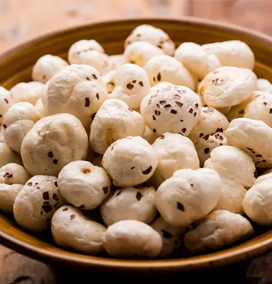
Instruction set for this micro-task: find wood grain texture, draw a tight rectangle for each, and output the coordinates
[1,1,272,284]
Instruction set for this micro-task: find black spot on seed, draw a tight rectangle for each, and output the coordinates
[85,98,90,107]
[96,93,100,100]
[195,103,199,108]
[175,101,183,107]
[164,104,171,110]
[204,148,210,154]
[256,154,262,157]
[194,112,197,117]
[54,181,58,187]
[92,74,98,80]
[153,77,156,82]
[136,191,143,201]
[160,134,165,139]
[270,108,272,114]
[103,187,108,194]
[157,73,161,81]
[177,202,185,211]
[189,108,193,113]
[161,230,173,239]
[153,115,156,120]
[191,184,193,187]
[3,124,7,129]
[203,135,209,141]
[139,81,144,87]
[156,104,160,108]
[43,192,49,200]
[127,83,134,90]
[131,166,135,170]
[170,109,177,114]
[0,115,2,118]
[53,159,58,165]
[159,100,166,105]
[70,214,75,220]
[155,110,161,116]
[27,182,32,186]
[182,128,186,133]
[263,102,267,106]
[4,99,8,104]
[53,193,58,200]
[62,208,68,211]
[42,204,52,213]
[216,128,223,132]
[247,147,253,151]
[153,129,156,133]
[116,191,121,196]
[86,77,91,80]
[48,151,53,158]
[142,166,152,175]
[180,120,183,122]
[239,110,244,115]
[262,160,266,162]
[199,133,204,137]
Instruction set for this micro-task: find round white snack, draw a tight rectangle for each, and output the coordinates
[41,64,107,128]
[244,92,272,127]
[3,102,41,153]
[102,220,162,258]
[184,210,254,254]
[35,98,46,117]
[189,107,229,143]
[13,175,66,233]
[0,163,30,213]
[21,113,88,176]
[199,66,257,108]
[90,99,145,155]
[10,81,44,105]
[226,93,256,121]
[243,175,272,225]
[174,42,221,80]
[204,145,255,188]
[102,136,158,187]
[144,55,196,90]
[0,86,13,125]
[215,177,247,214]
[141,82,201,136]
[150,133,199,188]
[109,54,125,70]
[124,41,164,67]
[155,168,221,227]
[142,125,159,144]
[202,40,255,70]
[68,39,104,61]
[150,217,186,258]
[52,205,106,255]
[225,118,272,168]
[58,161,111,210]
[101,186,156,226]
[0,143,22,167]
[257,78,272,93]
[32,54,69,83]
[106,64,150,109]
[125,24,175,56]
[194,131,228,167]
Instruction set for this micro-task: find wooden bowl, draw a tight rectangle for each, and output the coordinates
[1,17,272,274]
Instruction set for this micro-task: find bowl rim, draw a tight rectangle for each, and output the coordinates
[1,16,272,272]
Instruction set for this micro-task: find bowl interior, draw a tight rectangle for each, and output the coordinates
[1,18,272,274]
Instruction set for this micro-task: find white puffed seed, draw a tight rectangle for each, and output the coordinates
[257,78,272,93]
[107,64,150,109]
[199,67,257,108]
[102,220,163,258]
[3,102,41,153]
[32,54,69,83]
[125,24,175,56]
[189,107,229,144]
[141,82,201,136]
[68,40,104,60]
[194,131,228,167]
[0,86,13,125]
[155,168,221,227]
[124,41,164,67]
[13,175,66,233]
[243,174,272,225]
[21,113,88,176]
[144,55,196,90]
[174,42,221,80]
[184,210,254,254]
[10,81,44,105]
[52,205,106,255]
[0,163,30,213]
[202,40,255,70]
[0,143,22,167]
[204,145,255,188]
[58,161,111,210]
[244,92,272,127]
[214,177,247,214]
[150,217,186,258]
[102,136,158,187]
[150,133,199,188]
[41,64,107,128]
[90,99,145,154]
[226,118,272,168]
[101,186,156,226]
